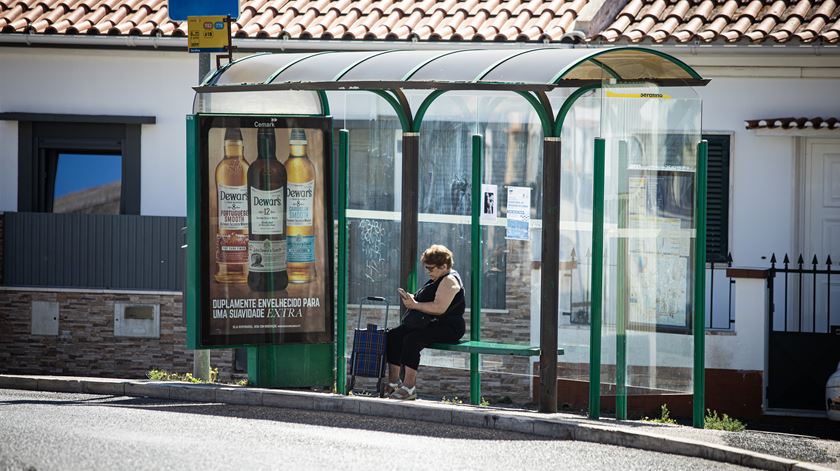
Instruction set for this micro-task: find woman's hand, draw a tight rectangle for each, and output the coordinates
[398,288,416,308]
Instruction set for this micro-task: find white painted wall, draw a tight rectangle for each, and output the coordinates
[693,76,840,267]
[0,47,200,216]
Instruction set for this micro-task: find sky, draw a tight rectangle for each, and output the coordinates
[54,153,122,198]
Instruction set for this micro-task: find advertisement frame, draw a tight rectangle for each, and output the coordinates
[191,114,334,348]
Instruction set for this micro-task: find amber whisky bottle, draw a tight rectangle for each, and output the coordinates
[214,127,249,284]
[285,128,316,283]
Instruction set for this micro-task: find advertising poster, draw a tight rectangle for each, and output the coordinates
[506,186,531,241]
[626,169,692,331]
[480,183,497,223]
[198,115,333,346]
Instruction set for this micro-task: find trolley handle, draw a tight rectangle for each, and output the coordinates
[356,295,394,330]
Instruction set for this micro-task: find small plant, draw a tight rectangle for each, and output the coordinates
[236,378,249,387]
[642,404,677,424]
[441,396,463,405]
[146,369,208,384]
[480,397,490,407]
[704,409,746,432]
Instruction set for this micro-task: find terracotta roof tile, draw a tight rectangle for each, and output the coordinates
[3,0,832,45]
[745,117,840,130]
[599,0,840,44]
[0,0,586,42]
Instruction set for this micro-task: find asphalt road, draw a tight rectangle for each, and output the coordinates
[0,389,756,471]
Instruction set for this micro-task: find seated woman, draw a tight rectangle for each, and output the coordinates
[386,244,466,400]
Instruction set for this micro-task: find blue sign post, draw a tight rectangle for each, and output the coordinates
[169,0,239,21]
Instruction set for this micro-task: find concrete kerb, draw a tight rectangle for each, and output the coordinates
[0,374,833,471]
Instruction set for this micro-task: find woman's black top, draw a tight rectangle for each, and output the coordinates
[414,269,466,324]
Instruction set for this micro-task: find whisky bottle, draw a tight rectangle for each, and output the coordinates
[247,127,288,291]
[214,127,249,284]
[285,128,316,283]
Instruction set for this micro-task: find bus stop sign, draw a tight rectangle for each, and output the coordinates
[169,0,238,21]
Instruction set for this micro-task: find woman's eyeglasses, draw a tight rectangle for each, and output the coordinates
[424,264,437,271]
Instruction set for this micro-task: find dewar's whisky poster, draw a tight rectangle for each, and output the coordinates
[198,116,333,346]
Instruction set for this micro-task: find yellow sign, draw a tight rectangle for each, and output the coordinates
[188,16,229,53]
[606,91,672,99]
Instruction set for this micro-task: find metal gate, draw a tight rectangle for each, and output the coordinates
[767,254,840,411]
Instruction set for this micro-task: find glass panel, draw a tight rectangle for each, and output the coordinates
[193,90,323,115]
[416,91,544,403]
[328,91,403,393]
[210,53,316,85]
[53,153,121,214]
[556,90,601,386]
[272,51,380,82]
[480,48,594,83]
[598,83,702,397]
[339,50,447,81]
[595,50,695,81]
[408,50,517,82]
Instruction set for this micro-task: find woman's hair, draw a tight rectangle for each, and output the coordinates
[421,244,453,269]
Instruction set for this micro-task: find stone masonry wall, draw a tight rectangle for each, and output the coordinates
[0,289,236,381]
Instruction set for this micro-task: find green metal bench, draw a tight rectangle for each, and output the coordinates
[428,340,564,357]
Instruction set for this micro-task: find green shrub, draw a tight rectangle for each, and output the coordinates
[705,409,746,432]
[146,368,215,384]
[642,404,677,424]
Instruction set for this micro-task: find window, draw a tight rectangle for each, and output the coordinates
[53,153,122,214]
[4,113,155,215]
[702,134,731,263]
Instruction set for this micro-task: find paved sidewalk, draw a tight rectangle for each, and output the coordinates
[1,374,836,471]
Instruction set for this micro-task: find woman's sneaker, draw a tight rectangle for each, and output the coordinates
[382,381,400,396]
[389,385,416,400]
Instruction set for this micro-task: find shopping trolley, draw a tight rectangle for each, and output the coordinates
[347,295,392,397]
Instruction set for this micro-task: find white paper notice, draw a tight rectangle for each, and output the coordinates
[505,186,531,241]
[480,184,497,223]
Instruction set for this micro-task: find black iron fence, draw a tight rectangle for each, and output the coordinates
[768,253,839,333]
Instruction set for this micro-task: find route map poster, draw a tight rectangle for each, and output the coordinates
[197,115,333,346]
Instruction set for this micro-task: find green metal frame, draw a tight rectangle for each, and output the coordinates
[693,140,709,428]
[337,129,350,394]
[185,115,200,349]
[470,134,483,405]
[589,137,606,419]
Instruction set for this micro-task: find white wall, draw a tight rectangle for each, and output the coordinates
[694,76,840,267]
[0,47,200,216]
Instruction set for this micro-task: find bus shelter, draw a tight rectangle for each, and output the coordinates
[187,46,710,426]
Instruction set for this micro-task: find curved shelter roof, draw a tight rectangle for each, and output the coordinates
[194,46,707,133]
[199,47,705,92]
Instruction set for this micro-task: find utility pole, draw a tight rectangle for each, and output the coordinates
[193,51,212,382]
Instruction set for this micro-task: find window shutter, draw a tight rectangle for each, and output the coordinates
[702,134,730,263]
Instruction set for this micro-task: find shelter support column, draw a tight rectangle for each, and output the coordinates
[589,138,605,419]
[400,132,420,293]
[336,129,349,394]
[693,140,709,428]
[539,137,561,413]
[470,134,483,405]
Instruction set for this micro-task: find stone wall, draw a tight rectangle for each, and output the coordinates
[0,289,236,381]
